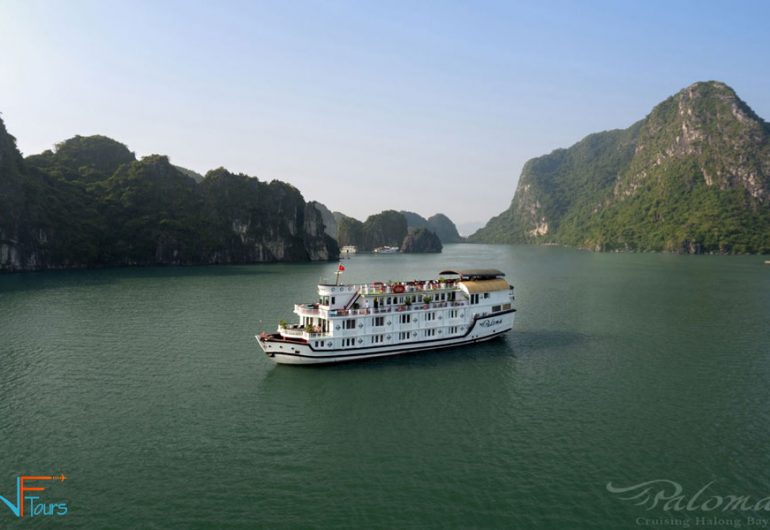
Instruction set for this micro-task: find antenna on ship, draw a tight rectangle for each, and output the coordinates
[335,263,345,286]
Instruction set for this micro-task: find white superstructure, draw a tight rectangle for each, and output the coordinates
[256,269,515,364]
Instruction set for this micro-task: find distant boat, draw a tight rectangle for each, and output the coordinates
[765,260,770,265]
[340,245,357,259]
[373,246,400,254]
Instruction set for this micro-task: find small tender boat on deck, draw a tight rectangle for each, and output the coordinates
[256,269,515,364]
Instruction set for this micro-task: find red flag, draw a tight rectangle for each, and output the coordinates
[338,264,346,271]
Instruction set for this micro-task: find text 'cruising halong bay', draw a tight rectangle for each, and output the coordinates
[256,267,516,364]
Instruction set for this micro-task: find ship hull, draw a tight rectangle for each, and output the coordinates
[257,311,514,365]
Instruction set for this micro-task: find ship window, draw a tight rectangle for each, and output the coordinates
[449,309,458,318]
[492,305,501,312]
[387,297,392,305]
[399,314,411,324]
[344,319,355,329]
[373,316,384,327]
[484,293,489,299]
[425,329,436,337]
[331,297,336,305]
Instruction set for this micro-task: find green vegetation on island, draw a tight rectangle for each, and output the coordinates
[0,122,338,271]
[470,81,770,254]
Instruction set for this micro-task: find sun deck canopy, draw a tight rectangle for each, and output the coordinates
[459,278,510,293]
[439,268,505,280]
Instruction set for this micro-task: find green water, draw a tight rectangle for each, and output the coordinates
[1,244,769,529]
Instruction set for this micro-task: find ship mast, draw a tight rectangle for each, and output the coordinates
[335,263,345,285]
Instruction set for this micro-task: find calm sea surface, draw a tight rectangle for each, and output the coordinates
[1,244,769,529]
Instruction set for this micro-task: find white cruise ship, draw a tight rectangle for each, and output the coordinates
[256,269,515,364]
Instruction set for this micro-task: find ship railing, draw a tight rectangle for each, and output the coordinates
[327,300,468,317]
[331,308,373,317]
[279,325,327,339]
[278,326,305,337]
[358,281,459,296]
[294,304,321,315]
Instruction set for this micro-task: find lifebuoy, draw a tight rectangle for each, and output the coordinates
[393,285,405,294]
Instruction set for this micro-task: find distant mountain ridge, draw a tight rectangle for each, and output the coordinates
[330,210,444,253]
[471,81,770,254]
[400,211,462,243]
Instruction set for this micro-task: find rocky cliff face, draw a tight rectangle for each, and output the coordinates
[0,123,338,271]
[616,81,769,202]
[0,119,25,270]
[309,201,338,240]
[401,211,462,243]
[303,202,337,260]
[426,213,462,243]
[471,124,641,244]
[400,228,442,253]
[471,81,770,253]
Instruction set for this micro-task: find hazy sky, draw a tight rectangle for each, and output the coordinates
[1,1,769,227]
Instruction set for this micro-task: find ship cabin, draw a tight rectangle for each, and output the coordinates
[280,269,514,350]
